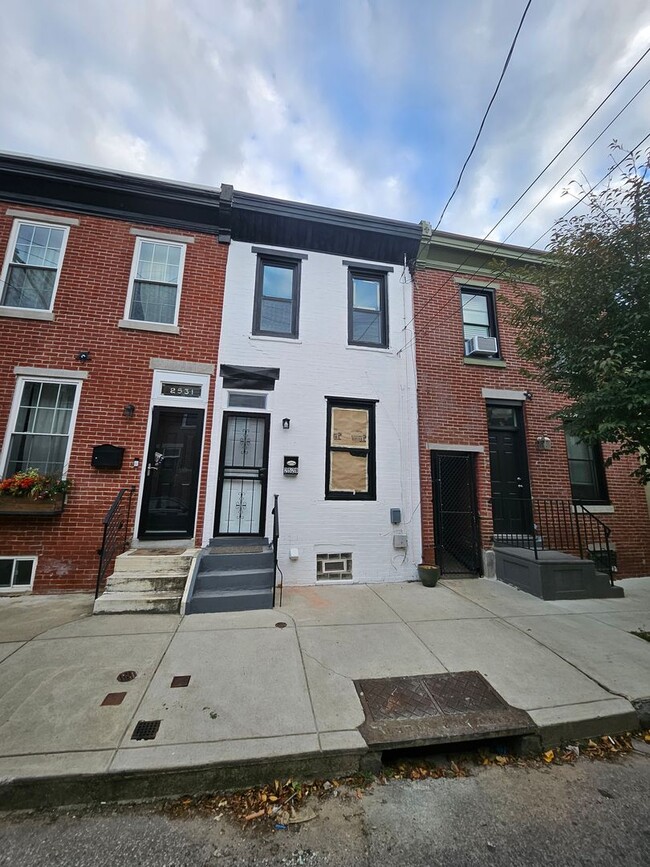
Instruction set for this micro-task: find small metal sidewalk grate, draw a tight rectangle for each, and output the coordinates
[355,671,536,750]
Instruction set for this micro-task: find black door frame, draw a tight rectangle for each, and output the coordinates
[214,411,271,537]
[487,400,532,535]
[431,450,481,576]
[138,405,205,540]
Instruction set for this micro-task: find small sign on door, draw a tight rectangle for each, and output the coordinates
[283,456,299,475]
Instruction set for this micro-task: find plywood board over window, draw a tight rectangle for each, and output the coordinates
[326,398,376,500]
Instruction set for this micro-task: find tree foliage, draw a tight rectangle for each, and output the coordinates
[506,146,650,484]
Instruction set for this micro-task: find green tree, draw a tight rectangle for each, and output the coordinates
[507,146,650,484]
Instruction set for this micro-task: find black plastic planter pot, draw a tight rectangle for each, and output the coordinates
[418,564,440,587]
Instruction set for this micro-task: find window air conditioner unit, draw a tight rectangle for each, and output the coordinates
[466,335,498,356]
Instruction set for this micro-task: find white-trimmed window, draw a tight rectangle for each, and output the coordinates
[1,379,82,478]
[0,220,69,311]
[0,557,36,591]
[125,237,186,325]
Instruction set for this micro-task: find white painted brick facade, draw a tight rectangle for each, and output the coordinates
[203,241,422,585]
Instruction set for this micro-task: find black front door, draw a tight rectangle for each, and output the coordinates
[487,403,531,536]
[431,451,481,575]
[215,413,270,536]
[138,407,204,539]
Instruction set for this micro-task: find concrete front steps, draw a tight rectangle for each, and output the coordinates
[185,538,276,614]
[94,548,199,614]
[494,547,624,600]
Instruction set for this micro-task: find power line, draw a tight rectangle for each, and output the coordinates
[406,43,650,332]
[434,0,534,231]
[398,132,650,357]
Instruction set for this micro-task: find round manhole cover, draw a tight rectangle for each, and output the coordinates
[275,622,288,629]
[117,670,137,682]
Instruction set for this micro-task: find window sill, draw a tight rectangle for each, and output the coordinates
[346,344,392,354]
[118,319,180,335]
[0,307,54,322]
[249,334,302,344]
[572,504,614,514]
[0,586,32,593]
[463,356,506,368]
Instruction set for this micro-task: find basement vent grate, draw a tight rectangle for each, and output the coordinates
[101,692,127,707]
[316,552,352,581]
[131,720,161,741]
[171,675,191,688]
[117,670,137,682]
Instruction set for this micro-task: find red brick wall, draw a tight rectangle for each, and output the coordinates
[413,266,650,579]
[0,204,227,593]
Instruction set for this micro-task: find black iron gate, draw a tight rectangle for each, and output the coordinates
[431,451,481,576]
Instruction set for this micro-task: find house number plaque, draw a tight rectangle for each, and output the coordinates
[161,383,202,398]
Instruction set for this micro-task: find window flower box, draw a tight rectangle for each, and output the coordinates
[0,469,70,516]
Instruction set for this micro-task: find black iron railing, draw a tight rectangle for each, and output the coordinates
[271,493,282,607]
[492,497,615,586]
[95,487,135,598]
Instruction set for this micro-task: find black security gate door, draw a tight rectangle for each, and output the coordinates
[487,403,532,536]
[138,407,204,539]
[215,413,270,536]
[431,452,481,576]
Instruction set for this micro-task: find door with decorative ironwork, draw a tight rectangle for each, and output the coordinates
[215,413,270,536]
[431,451,481,576]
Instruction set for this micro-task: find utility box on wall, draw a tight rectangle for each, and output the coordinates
[91,444,125,470]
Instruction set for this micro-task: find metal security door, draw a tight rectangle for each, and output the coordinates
[215,413,269,536]
[431,452,481,576]
[138,407,204,539]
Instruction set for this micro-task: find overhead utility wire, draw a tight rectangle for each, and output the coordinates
[405,43,650,332]
[397,132,650,357]
[434,0,534,231]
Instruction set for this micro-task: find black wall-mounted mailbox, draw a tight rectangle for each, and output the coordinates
[91,444,125,470]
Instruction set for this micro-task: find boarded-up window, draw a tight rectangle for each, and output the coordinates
[326,399,376,500]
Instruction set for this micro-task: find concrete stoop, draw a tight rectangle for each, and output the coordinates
[93,549,199,614]
[185,538,276,614]
[494,547,624,600]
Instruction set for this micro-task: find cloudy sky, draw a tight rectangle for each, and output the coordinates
[1,0,649,247]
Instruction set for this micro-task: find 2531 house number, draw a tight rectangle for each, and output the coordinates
[161,383,202,398]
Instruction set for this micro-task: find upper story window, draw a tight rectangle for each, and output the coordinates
[565,434,609,504]
[0,220,69,311]
[126,238,186,325]
[461,288,499,357]
[325,397,376,500]
[253,256,301,338]
[2,379,81,479]
[348,270,388,348]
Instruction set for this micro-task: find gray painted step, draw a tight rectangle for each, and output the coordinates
[198,551,274,573]
[208,537,270,549]
[186,587,273,614]
[195,568,275,593]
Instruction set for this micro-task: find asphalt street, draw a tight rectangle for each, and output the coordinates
[1,751,648,866]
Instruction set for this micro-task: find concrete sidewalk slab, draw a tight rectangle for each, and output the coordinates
[282,585,399,626]
[178,609,289,631]
[0,643,23,663]
[506,614,650,701]
[0,594,93,641]
[32,613,180,639]
[586,611,650,632]
[371,582,492,622]
[301,655,366,733]
[411,618,611,711]
[0,633,169,755]
[441,578,559,616]
[122,626,316,745]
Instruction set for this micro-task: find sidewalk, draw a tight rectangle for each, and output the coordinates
[1,577,649,809]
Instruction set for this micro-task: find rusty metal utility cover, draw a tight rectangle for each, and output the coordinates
[355,671,535,750]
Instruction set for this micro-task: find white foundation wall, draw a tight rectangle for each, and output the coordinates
[204,241,422,585]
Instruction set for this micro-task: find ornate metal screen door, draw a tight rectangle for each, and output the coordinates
[217,413,269,535]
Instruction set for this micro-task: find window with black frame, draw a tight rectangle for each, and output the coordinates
[565,433,609,504]
[253,256,301,338]
[461,288,499,356]
[325,398,376,500]
[348,271,388,348]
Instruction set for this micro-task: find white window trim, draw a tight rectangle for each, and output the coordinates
[0,556,37,592]
[0,375,83,479]
[0,218,70,314]
[122,236,187,328]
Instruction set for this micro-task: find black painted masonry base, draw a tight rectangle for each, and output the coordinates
[494,547,624,600]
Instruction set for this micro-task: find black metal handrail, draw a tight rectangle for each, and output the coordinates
[492,497,615,586]
[271,493,282,607]
[95,486,135,598]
